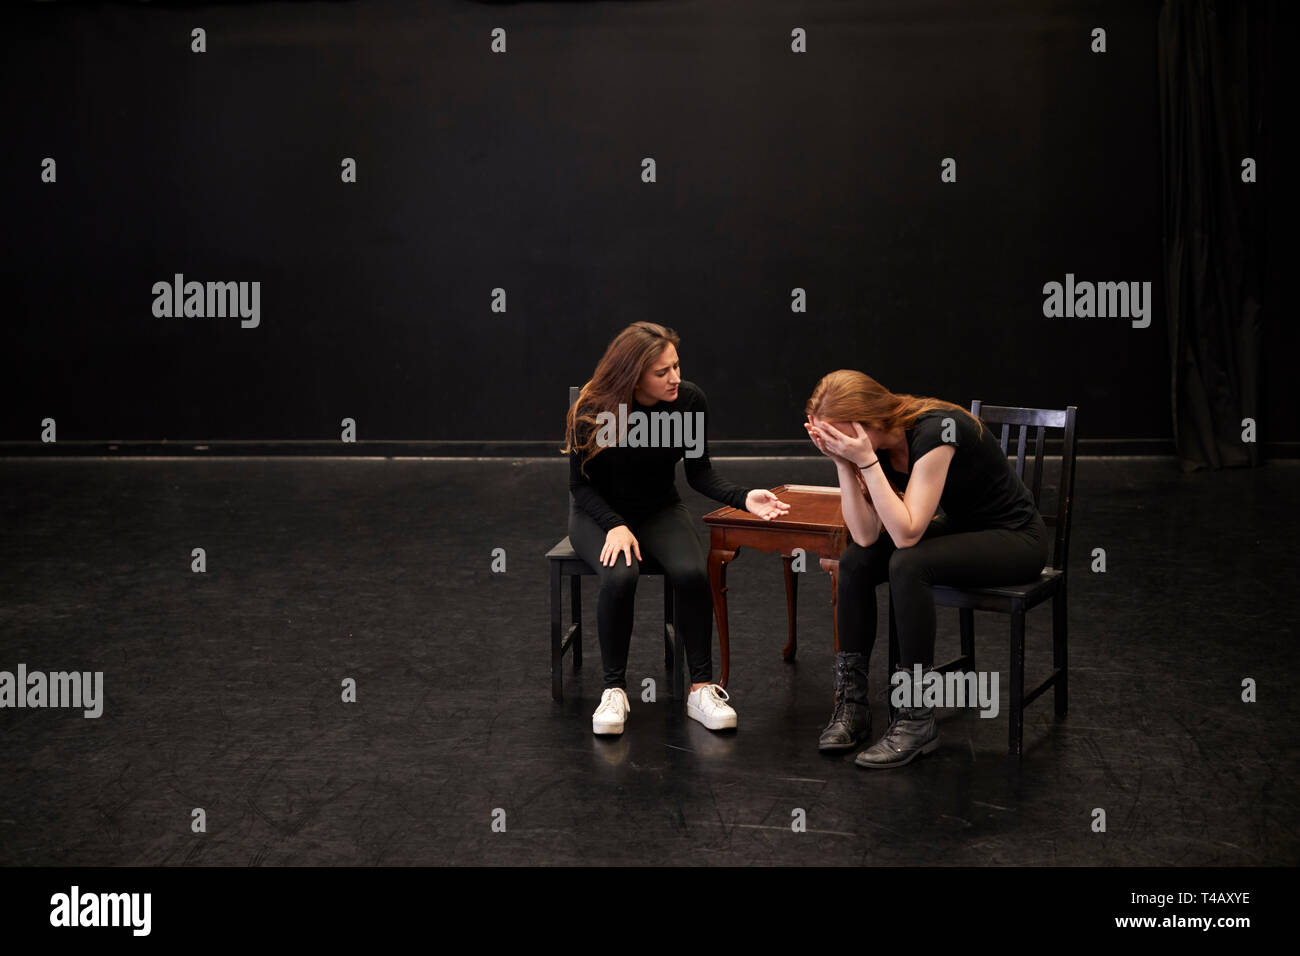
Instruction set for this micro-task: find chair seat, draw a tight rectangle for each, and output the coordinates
[547,535,669,576]
[931,567,1063,608]
[545,537,580,561]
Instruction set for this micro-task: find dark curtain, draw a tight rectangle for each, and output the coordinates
[1158,0,1270,471]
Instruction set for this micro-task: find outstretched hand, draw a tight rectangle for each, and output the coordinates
[746,488,790,521]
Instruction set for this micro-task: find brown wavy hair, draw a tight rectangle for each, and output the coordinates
[563,321,682,477]
[806,369,984,551]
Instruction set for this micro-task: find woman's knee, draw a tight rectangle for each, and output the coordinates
[887,545,929,584]
[598,560,640,595]
[840,539,890,581]
[667,563,709,596]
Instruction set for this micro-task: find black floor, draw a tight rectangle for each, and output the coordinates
[0,456,1296,866]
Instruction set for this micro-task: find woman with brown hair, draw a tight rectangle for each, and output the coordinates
[564,322,790,736]
[803,370,1047,768]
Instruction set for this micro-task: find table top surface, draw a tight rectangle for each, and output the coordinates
[703,484,845,532]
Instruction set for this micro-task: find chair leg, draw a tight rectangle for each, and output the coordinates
[569,574,583,671]
[959,607,975,670]
[550,562,563,701]
[1054,579,1068,718]
[1009,604,1026,757]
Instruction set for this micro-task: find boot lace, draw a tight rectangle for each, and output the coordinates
[827,659,851,725]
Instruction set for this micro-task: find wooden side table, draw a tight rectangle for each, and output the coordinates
[702,484,847,687]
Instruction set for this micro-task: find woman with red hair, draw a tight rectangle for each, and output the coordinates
[804,370,1047,768]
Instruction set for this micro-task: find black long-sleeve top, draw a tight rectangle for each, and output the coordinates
[568,380,752,532]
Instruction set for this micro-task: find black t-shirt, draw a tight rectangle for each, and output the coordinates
[568,380,752,532]
[878,409,1039,532]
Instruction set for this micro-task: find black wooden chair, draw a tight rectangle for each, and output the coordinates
[887,401,1079,758]
[548,386,685,702]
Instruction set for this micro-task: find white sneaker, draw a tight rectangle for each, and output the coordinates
[592,688,631,735]
[686,684,738,730]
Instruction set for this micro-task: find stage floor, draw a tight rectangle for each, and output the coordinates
[0,455,1295,865]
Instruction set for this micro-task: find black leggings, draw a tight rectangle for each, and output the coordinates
[568,502,714,689]
[837,512,1049,668]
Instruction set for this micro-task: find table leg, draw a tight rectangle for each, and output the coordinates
[820,557,840,653]
[781,554,798,660]
[708,547,737,688]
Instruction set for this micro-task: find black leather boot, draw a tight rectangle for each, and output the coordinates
[818,651,871,751]
[854,665,939,768]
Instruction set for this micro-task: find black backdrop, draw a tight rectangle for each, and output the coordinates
[1,0,1287,454]
[1159,0,1274,469]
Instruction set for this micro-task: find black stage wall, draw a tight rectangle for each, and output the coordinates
[0,0,1287,453]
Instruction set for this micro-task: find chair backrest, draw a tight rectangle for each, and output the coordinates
[567,386,580,511]
[969,401,1079,575]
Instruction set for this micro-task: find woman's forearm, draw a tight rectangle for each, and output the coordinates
[836,459,880,546]
[684,460,750,512]
[858,457,914,545]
